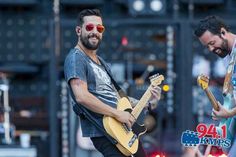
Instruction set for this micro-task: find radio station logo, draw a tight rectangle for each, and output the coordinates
[181,123,231,148]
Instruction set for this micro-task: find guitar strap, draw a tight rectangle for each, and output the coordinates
[98,57,129,99]
[223,40,236,96]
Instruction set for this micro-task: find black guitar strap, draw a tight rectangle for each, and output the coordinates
[98,57,129,99]
[223,41,236,96]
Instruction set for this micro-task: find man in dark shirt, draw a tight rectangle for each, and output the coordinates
[64,9,161,157]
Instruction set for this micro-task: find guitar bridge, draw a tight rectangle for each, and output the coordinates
[128,134,137,147]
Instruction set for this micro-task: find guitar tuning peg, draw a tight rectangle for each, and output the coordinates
[149,73,159,80]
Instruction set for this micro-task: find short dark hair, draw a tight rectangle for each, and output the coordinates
[194,15,230,37]
[77,9,102,26]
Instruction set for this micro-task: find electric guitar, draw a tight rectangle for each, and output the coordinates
[103,74,164,156]
[197,74,236,152]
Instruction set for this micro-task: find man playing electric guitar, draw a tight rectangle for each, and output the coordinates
[194,15,236,156]
[64,9,162,157]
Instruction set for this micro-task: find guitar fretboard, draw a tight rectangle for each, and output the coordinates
[204,88,219,111]
[131,86,152,119]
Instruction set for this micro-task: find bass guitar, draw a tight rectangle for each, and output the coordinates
[103,74,164,156]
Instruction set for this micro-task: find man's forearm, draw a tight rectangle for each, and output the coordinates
[76,91,119,118]
[70,79,119,118]
[80,94,113,114]
[229,107,236,117]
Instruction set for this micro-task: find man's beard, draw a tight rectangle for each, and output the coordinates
[214,38,230,58]
[80,33,101,50]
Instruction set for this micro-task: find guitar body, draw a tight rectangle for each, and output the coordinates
[217,94,236,153]
[103,97,147,156]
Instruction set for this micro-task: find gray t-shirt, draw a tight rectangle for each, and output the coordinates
[64,48,118,137]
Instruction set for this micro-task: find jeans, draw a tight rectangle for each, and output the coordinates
[91,136,147,157]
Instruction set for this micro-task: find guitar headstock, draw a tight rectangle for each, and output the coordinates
[149,74,164,87]
[197,74,209,90]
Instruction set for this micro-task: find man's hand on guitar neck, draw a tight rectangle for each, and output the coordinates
[212,101,234,120]
[113,86,161,129]
[147,86,162,110]
[113,86,162,130]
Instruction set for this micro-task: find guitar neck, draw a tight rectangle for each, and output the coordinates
[204,88,219,111]
[131,86,152,119]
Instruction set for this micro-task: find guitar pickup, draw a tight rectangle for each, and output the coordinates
[122,123,132,133]
[128,134,137,147]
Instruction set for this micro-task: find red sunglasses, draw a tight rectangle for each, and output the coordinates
[85,23,105,33]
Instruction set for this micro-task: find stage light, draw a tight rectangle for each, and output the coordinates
[129,0,166,15]
[121,36,128,46]
[149,152,166,157]
[150,0,163,12]
[133,0,145,12]
[163,85,169,92]
[149,0,166,14]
